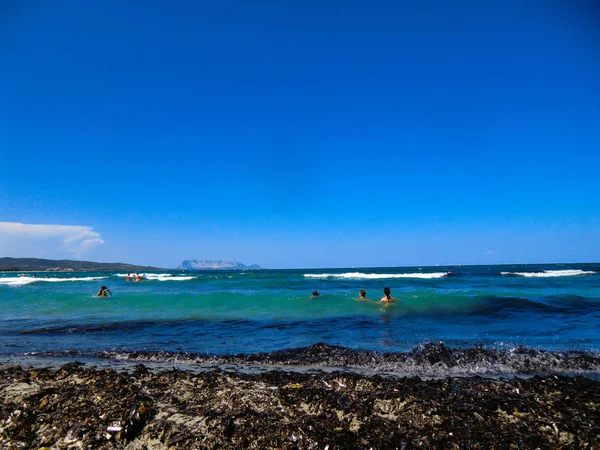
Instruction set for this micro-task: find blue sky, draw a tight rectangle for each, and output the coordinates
[1,1,599,269]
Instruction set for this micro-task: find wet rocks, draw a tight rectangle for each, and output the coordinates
[1,364,600,448]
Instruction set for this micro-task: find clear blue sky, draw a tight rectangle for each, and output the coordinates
[1,1,599,269]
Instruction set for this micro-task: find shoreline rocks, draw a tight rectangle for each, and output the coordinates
[1,363,599,449]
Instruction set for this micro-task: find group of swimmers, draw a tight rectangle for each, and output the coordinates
[98,282,397,301]
[97,272,143,296]
[362,287,396,303]
[312,287,397,303]
[125,273,143,282]
[97,273,143,296]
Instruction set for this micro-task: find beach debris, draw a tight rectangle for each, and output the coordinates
[0,364,599,448]
[106,421,122,433]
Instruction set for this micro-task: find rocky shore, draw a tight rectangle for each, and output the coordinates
[1,363,599,449]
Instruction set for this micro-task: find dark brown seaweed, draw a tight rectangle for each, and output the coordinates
[1,363,599,449]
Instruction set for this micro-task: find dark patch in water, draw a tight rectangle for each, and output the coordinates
[21,318,260,335]
[476,296,550,312]
[469,295,600,316]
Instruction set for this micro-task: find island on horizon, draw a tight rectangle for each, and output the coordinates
[178,259,261,270]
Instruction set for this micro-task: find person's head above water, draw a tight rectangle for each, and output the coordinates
[380,286,396,303]
[97,286,112,297]
[312,291,320,297]
[359,290,366,298]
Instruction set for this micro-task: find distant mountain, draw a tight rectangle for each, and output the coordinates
[0,257,161,272]
[178,259,261,270]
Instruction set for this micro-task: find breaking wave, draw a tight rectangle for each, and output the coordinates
[113,273,195,281]
[142,273,195,281]
[501,269,596,278]
[0,276,108,286]
[304,272,448,280]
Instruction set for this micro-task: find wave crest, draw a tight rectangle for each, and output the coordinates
[304,272,448,280]
[501,269,596,278]
[113,273,196,281]
[0,276,108,286]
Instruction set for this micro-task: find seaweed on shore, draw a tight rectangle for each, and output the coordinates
[1,363,600,449]
[102,342,600,376]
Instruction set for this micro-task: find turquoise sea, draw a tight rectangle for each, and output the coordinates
[2,263,600,377]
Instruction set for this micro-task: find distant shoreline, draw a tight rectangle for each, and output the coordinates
[2,257,599,272]
[0,257,164,272]
[2,268,120,272]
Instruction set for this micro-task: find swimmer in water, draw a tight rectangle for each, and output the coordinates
[311,291,320,297]
[97,286,112,297]
[380,287,396,303]
[359,289,367,300]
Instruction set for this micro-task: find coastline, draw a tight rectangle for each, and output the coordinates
[1,363,599,449]
[5,342,600,380]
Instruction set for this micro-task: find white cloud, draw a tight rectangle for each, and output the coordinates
[0,222,104,258]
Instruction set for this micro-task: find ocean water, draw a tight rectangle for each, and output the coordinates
[1,263,600,377]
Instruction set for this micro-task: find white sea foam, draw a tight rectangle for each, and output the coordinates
[141,273,195,281]
[140,273,172,279]
[113,273,195,281]
[501,269,596,278]
[153,276,196,281]
[304,272,448,280]
[0,276,108,286]
[114,273,174,278]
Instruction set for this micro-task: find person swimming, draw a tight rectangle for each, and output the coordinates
[359,289,367,299]
[97,286,112,297]
[380,287,396,303]
[311,291,320,297]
